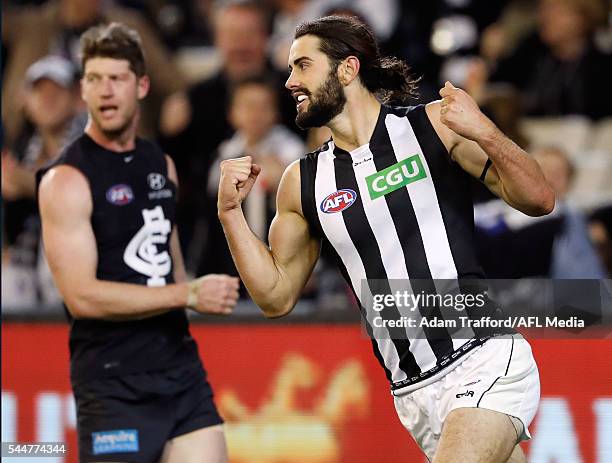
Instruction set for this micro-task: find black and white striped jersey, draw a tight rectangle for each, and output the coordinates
[300,104,510,394]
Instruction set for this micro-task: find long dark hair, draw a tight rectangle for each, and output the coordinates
[295,15,418,104]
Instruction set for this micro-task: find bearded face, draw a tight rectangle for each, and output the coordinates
[294,66,347,130]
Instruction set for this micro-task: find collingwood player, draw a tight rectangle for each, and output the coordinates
[38,23,237,462]
[218,16,555,463]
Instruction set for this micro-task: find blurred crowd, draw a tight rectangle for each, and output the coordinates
[2,0,612,314]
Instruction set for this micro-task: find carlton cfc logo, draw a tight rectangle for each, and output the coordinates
[320,189,357,214]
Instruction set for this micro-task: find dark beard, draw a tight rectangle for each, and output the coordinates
[295,70,346,129]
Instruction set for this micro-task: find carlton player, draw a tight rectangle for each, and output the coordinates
[218,16,554,462]
[38,23,237,462]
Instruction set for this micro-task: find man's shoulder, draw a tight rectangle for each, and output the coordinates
[36,134,88,189]
[37,163,90,207]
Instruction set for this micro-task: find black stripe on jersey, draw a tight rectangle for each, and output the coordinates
[405,106,484,280]
[301,143,393,380]
[405,106,496,334]
[301,145,394,381]
[333,153,421,377]
[324,237,394,382]
[300,147,326,239]
[369,116,455,362]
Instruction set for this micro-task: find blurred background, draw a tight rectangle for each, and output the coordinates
[2,0,612,462]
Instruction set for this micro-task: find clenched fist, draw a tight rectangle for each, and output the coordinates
[218,156,261,214]
[187,274,240,315]
[439,81,496,142]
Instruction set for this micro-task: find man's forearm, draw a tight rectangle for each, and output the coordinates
[219,209,288,315]
[67,279,189,321]
[478,126,554,215]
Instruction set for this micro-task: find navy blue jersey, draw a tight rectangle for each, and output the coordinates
[38,134,200,384]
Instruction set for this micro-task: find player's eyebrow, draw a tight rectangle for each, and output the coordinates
[288,56,312,72]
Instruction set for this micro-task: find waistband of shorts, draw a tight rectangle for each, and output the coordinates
[390,335,510,396]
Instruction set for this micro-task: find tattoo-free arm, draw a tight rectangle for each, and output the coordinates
[219,161,320,317]
[39,165,190,320]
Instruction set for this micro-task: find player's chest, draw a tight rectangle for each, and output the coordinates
[90,170,176,238]
[315,150,431,248]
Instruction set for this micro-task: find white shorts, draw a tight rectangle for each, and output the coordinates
[393,334,540,460]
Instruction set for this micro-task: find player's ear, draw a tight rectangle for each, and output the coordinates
[338,56,360,86]
[137,75,150,100]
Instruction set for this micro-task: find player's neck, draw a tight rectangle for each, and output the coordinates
[328,91,381,153]
[85,118,138,153]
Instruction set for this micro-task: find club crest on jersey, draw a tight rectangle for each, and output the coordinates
[106,184,134,206]
[320,189,357,214]
[147,173,166,190]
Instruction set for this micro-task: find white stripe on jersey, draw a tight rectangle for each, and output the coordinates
[350,144,438,371]
[385,113,458,280]
[385,113,475,348]
[314,142,407,383]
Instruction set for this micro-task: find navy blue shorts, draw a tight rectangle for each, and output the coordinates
[73,362,223,462]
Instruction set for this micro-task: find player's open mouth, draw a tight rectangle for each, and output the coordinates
[293,91,310,110]
[99,105,119,118]
[296,95,309,110]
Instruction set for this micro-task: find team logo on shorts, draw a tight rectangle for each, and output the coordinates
[92,429,139,455]
[320,189,357,214]
[147,173,166,190]
[106,184,134,206]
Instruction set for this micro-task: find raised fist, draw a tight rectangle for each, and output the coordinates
[218,156,261,213]
[439,81,495,142]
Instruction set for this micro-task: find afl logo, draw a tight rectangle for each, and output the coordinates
[106,184,134,206]
[320,189,357,214]
[147,173,166,190]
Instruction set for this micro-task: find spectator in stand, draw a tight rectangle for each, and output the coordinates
[589,206,612,277]
[2,55,87,310]
[158,0,296,262]
[470,0,611,120]
[535,147,606,278]
[268,0,400,73]
[2,0,185,144]
[202,75,305,278]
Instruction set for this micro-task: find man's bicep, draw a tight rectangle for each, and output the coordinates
[39,169,98,302]
[268,209,320,289]
[268,161,320,290]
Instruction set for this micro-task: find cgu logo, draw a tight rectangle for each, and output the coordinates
[366,155,427,200]
[320,189,357,214]
[106,184,134,206]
